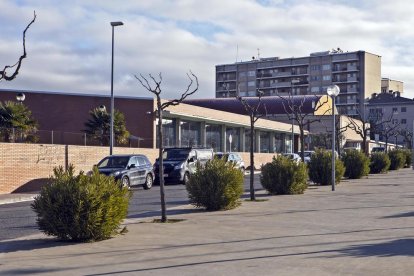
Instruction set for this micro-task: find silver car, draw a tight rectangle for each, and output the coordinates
[215,152,246,173]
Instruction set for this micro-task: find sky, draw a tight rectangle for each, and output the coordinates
[1,0,414,100]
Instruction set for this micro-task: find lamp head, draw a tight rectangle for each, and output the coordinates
[98,105,106,112]
[327,85,340,97]
[16,92,25,102]
[110,21,124,27]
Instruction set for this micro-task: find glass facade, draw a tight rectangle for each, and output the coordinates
[274,133,285,153]
[260,132,270,153]
[244,129,255,152]
[226,127,240,152]
[180,120,201,147]
[157,118,176,147]
[206,124,222,152]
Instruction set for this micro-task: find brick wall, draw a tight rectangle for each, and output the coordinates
[0,143,276,194]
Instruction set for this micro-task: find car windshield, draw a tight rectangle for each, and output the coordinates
[163,149,190,160]
[98,156,129,168]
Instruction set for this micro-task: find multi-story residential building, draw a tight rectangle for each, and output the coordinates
[367,91,414,147]
[381,78,404,94]
[216,49,381,116]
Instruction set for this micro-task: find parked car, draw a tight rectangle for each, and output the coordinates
[214,152,246,173]
[154,147,214,185]
[282,153,302,164]
[96,154,154,189]
[300,150,315,163]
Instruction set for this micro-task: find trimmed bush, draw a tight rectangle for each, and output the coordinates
[186,158,244,211]
[31,165,131,242]
[388,150,405,170]
[341,149,370,179]
[260,155,308,195]
[369,152,390,174]
[308,149,345,185]
[401,149,412,168]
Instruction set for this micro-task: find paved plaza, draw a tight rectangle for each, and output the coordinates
[1,169,413,275]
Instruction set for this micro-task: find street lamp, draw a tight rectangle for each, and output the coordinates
[327,84,340,191]
[291,79,300,153]
[109,21,124,155]
[16,93,25,104]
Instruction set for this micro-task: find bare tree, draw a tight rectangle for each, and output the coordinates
[277,94,330,162]
[135,72,198,222]
[348,106,393,155]
[237,91,267,201]
[379,121,400,152]
[320,116,351,155]
[0,12,36,82]
[400,129,413,149]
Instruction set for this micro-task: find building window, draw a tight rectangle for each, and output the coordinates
[311,87,320,93]
[239,71,246,77]
[180,120,201,147]
[226,127,240,152]
[310,76,319,81]
[392,119,398,125]
[322,75,331,81]
[401,119,407,124]
[322,64,331,70]
[157,118,176,148]
[260,132,270,153]
[401,107,407,112]
[274,133,284,153]
[248,81,255,87]
[244,129,255,152]
[247,70,256,77]
[206,124,222,152]
[392,107,398,113]
[311,65,321,71]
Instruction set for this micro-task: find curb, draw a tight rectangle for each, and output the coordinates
[0,195,36,206]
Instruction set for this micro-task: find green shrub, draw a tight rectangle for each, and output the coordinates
[369,152,390,174]
[401,149,412,168]
[341,150,370,179]
[308,149,345,185]
[186,158,244,211]
[260,155,308,195]
[388,150,405,170]
[31,165,131,242]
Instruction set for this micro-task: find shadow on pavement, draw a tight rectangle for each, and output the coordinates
[337,239,414,257]
[381,211,414,218]
[0,238,71,253]
[126,207,204,220]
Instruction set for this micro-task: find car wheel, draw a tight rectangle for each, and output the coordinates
[121,176,130,189]
[143,174,153,190]
[183,172,190,186]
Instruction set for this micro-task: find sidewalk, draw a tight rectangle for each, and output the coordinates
[0,193,37,205]
[1,169,414,275]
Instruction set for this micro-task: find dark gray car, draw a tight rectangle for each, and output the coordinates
[97,154,154,189]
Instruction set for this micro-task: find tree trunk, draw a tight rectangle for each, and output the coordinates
[249,117,255,201]
[385,137,388,153]
[299,125,305,162]
[362,132,368,156]
[157,101,167,222]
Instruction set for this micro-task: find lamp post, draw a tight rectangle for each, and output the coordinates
[110,21,124,155]
[291,79,300,153]
[16,93,25,104]
[327,85,340,191]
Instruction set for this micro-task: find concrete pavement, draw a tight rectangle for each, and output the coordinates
[1,168,414,275]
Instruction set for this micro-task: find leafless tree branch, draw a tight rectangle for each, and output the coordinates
[0,11,36,82]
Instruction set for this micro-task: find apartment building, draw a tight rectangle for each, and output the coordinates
[367,91,414,147]
[216,49,381,116]
[381,78,404,94]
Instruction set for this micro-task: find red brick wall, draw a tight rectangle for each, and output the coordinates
[0,143,276,194]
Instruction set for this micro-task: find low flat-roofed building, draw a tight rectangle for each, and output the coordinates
[0,89,304,153]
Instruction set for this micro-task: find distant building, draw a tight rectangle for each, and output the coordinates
[216,49,381,117]
[368,91,414,147]
[381,78,404,94]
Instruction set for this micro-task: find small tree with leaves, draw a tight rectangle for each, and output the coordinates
[84,107,130,146]
[1,12,36,82]
[135,72,198,222]
[237,90,267,201]
[0,100,38,142]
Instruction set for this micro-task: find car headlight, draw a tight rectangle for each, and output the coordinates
[174,163,184,170]
[110,171,121,177]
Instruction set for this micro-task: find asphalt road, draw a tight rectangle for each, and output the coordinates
[0,174,262,241]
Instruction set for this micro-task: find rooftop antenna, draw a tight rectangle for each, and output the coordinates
[257,48,260,59]
[236,44,239,63]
